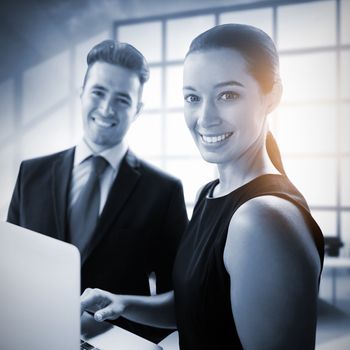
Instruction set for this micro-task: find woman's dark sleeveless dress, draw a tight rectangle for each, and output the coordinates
[172,174,324,349]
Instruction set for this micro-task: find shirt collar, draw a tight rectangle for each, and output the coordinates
[74,139,128,171]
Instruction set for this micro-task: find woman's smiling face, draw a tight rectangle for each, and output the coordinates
[183,48,271,165]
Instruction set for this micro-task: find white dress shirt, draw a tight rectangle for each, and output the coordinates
[68,139,128,215]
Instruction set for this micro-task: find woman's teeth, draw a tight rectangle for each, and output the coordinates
[201,132,233,144]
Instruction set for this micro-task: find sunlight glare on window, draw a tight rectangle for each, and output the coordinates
[74,31,110,90]
[219,8,273,38]
[166,113,200,156]
[341,50,350,99]
[166,15,215,61]
[283,157,337,206]
[341,0,350,44]
[341,104,350,153]
[341,158,350,206]
[118,21,162,63]
[166,65,184,108]
[127,113,162,157]
[166,159,216,204]
[142,67,162,110]
[311,210,337,237]
[277,0,336,50]
[276,105,337,154]
[341,212,350,247]
[280,52,337,102]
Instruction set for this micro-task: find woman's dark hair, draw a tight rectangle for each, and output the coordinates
[187,24,286,175]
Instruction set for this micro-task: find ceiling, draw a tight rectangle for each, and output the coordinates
[0,0,270,83]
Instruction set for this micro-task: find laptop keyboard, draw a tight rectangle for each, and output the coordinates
[80,339,101,350]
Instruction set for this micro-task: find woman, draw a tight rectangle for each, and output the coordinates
[81,24,324,349]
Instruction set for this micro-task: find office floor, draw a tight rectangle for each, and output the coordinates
[316,269,350,349]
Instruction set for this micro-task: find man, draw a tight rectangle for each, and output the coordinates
[7,40,188,342]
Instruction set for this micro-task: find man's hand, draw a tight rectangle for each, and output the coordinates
[80,288,126,322]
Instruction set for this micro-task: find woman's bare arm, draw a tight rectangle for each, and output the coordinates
[224,195,321,350]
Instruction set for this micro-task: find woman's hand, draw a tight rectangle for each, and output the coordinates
[80,288,126,322]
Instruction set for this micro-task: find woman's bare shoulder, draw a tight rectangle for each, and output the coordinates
[223,195,320,279]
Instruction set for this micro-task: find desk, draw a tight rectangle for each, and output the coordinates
[324,257,350,269]
[158,331,179,350]
[323,257,350,305]
[316,333,350,350]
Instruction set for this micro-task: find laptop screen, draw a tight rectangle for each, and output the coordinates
[0,221,81,350]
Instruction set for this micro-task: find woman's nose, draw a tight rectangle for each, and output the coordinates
[197,100,221,128]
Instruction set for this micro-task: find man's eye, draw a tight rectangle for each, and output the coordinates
[219,92,240,101]
[91,90,104,97]
[184,95,200,103]
[115,98,130,106]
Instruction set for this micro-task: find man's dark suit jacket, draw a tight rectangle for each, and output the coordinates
[7,147,188,342]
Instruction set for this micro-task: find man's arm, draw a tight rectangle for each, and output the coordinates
[81,288,177,329]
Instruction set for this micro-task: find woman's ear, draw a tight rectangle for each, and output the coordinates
[266,81,283,114]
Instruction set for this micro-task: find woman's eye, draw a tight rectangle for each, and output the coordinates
[184,95,200,103]
[219,92,239,101]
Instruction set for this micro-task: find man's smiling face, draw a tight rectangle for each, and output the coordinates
[81,61,142,151]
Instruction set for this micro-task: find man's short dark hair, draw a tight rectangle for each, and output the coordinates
[83,40,150,88]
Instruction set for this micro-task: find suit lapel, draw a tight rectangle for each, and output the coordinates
[52,148,75,241]
[82,150,141,264]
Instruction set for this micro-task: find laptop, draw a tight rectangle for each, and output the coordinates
[0,221,162,350]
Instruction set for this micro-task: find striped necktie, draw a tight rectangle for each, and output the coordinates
[68,155,108,262]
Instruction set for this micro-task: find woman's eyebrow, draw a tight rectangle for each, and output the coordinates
[214,80,245,88]
[183,80,245,91]
[183,85,196,91]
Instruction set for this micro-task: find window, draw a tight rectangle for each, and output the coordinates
[0,30,110,219]
[1,1,348,246]
[114,0,349,246]
[277,1,336,50]
[115,16,218,214]
[220,8,273,37]
[166,16,215,61]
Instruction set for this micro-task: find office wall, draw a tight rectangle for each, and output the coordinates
[116,0,350,249]
[0,0,250,219]
[1,0,349,254]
